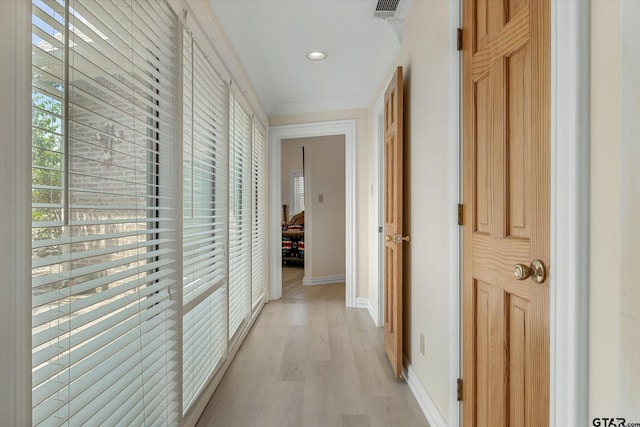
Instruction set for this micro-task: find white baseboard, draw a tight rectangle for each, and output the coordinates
[302,274,345,286]
[356,297,380,327]
[403,357,448,427]
[366,299,379,326]
[356,297,369,309]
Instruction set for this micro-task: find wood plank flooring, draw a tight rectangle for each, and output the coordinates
[196,267,429,427]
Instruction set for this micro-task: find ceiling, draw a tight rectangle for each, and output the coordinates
[208,0,409,117]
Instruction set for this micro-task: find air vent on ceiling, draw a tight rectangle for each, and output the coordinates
[373,0,401,19]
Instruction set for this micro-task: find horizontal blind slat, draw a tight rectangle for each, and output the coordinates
[32,247,174,289]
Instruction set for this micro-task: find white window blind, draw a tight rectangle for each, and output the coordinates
[228,95,252,339]
[292,172,305,216]
[31,1,180,425]
[251,126,266,308]
[182,28,228,412]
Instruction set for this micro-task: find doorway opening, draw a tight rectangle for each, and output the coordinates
[268,120,357,307]
[280,135,346,299]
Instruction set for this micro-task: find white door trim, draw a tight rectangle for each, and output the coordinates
[373,95,385,327]
[268,120,357,307]
[549,1,590,425]
[448,0,462,426]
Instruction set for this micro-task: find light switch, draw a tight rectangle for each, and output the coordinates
[319,194,324,203]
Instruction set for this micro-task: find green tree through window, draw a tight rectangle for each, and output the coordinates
[32,93,63,247]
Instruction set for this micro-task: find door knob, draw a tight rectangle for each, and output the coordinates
[513,260,546,283]
[513,264,531,280]
[397,234,410,243]
[385,235,392,242]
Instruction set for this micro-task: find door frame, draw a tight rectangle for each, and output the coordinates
[268,120,357,307]
[448,2,462,427]
[549,0,590,425]
[373,95,385,327]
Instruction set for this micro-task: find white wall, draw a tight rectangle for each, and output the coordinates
[590,0,622,417]
[369,0,453,420]
[619,1,640,416]
[302,135,346,280]
[590,0,640,419]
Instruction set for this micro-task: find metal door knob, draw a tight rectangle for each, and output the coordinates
[398,234,410,243]
[513,260,546,283]
[514,264,532,280]
[385,235,392,242]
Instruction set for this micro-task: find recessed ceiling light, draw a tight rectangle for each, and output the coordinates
[306,51,327,61]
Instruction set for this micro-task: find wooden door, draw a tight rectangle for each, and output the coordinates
[384,66,404,379]
[462,1,550,426]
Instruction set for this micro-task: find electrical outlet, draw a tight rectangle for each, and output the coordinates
[420,333,425,355]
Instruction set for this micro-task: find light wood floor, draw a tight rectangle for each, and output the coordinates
[196,267,429,427]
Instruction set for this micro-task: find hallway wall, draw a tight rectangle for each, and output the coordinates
[590,0,622,416]
[619,2,640,415]
[370,0,453,421]
[590,0,640,419]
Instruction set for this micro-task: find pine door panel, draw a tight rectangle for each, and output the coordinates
[506,45,531,239]
[383,66,404,379]
[463,0,550,426]
[474,73,492,235]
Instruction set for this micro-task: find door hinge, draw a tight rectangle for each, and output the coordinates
[457,28,463,51]
[457,203,463,226]
[457,378,463,401]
